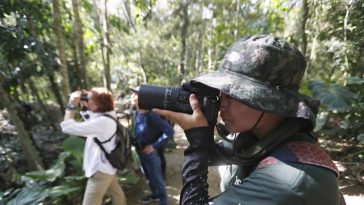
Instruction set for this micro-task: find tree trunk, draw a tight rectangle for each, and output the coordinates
[70,39,82,88]
[0,76,45,171]
[119,0,146,83]
[343,1,354,74]
[207,18,213,72]
[52,0,71,108]
[61,3,82,89]
[71,0,88,88]
[48,71,65,113]
[179,1,190,79]
[233,0,240,40]
[103,0,112,90]
[300,0,309,57]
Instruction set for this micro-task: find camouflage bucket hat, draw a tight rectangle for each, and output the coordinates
[192,35,320,131]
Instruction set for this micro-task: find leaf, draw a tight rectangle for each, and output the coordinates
[61,137,85,173]
[119,173,140,185]
[7,186,48,205]
[347,76,364,85]
[309,80,358,111]
[48,185,81,198]
[314,111,329,132]
[24,152,70,182]
[62,137,85,151]
[357,133,364,144]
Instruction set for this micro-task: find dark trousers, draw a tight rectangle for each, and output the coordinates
[157,145,166,178]
[139,150,167,205]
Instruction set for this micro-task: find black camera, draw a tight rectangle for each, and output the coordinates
[80,93,89,101]
[138,82,220,126]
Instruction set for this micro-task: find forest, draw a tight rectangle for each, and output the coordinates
[0,0,363,204]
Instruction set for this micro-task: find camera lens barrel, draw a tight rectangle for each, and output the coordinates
[138,85,193,113]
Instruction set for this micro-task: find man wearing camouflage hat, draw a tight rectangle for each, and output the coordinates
[154,35,345,205]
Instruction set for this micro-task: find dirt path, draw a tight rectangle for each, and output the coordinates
[126,125,364,205]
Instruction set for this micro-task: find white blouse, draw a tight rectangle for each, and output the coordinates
[60,110,117,177]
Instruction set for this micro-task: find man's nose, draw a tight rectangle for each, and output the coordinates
[219,98,227,111]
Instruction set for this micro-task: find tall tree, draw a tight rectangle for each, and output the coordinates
[300,0,309,56]
[71,0,88,88]
[52,0,71,107]
[0,74,45,171]
[178,0,190,79]
[121,0,147,83]
[103,0,112,90]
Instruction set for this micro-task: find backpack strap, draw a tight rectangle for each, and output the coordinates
[98,114,118,143]
[256,141,345,205]
[256,141,339,176]
[93,114,118,149]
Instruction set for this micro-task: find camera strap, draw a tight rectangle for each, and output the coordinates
[229,118,303,166]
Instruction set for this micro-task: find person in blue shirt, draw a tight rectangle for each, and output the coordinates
[130,86,174,205]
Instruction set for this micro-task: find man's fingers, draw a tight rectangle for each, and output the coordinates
[152,94,208,130]
[189,94,200,112]
[152,108,178,122]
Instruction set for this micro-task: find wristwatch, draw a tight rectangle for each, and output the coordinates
[66,103,76,110]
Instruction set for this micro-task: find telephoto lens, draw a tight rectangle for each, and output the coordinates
[138,85,193,113]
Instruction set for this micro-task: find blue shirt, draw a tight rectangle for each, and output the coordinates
[134,111,174,148]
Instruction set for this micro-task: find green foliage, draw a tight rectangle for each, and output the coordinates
[24,152,70,182]
[310,79,363,141]
[1,0,364,197]
[48,185,82,204]
[61,137,85,173]
[357,134,364,144]
[0,150,80,204]
[309,80,358,112]
[0,133,141,204]
[6,186,49,205]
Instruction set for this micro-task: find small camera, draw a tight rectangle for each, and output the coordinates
[138,82,220,126]
[80,94,89,102]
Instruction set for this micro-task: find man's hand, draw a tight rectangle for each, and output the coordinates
[69,91,81,105]
[153,94,208,130]
[142,144,155,155]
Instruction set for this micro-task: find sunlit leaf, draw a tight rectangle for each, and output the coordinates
[314,111,329,132]
[49,185,81,198]
[309,80,358,111]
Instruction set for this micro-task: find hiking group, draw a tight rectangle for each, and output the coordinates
[60,35,345,205]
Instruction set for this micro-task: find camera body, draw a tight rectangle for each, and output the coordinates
[138,82,220,126]
[80,93,89,101]
[68,90,89,102]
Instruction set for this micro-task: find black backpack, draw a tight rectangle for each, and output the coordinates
[93,114,132,170]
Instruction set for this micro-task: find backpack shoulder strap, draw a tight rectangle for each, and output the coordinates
[103,113,124,133]
[256,140,339,176]
[94,114,118,144]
